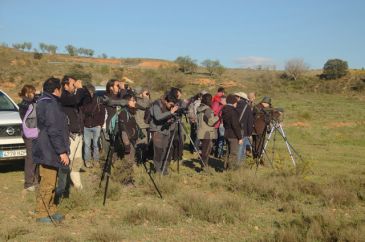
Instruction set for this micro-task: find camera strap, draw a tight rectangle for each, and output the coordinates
[239,104,248,122]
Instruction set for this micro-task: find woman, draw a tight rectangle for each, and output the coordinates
[196,93,219,169]
[18,84,38,191]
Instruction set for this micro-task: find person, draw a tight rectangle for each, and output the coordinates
[187,91,205,153]
[196,93,219,169]
[32,77,70,223]
[18,84,38,192]
[149,93,179,174]
[58,75,91,191]
[115,94,141,185]
[212,87,226,158]
[105,79,123,133]
[234,92,254,165]
[134,88,152,163]
[248,92,256,110]
[252,96,272,162]
[81,84,106,168]
[221,94,243,170]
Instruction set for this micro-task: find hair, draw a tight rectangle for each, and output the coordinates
[123,93,135,101]
[218,87,225,93]
[18,84,36,98]
[165,93,178,104]
[85,83,95,94]
[201,93,212,107]
[169,87,182,99]
[226,94,238,105]
[43,77,61,94]
[106,79,118,94]
[61,75,76,88]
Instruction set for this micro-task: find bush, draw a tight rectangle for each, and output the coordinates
[322,59,349,79]
[33,52,43,60]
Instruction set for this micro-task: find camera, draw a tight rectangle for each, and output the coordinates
[174,107,188,116]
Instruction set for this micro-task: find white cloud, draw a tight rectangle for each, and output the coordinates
[234,56,275,68]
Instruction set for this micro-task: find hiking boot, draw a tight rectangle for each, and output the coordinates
[36,217,53,223]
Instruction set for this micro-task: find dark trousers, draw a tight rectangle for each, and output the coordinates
[200,139,213,167]
[152,132,170,173]
[253,134,266,159]
[226,138,240,170]
[189,123,198,153]
[24,138,38,189]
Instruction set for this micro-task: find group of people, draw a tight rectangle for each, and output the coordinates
[18,76,273,223]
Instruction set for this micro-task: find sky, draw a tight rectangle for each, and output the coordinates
[0,0,364,69]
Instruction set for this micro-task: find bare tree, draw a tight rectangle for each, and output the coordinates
[284,58,309,80]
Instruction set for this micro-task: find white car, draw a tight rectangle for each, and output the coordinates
[0,90,26,161]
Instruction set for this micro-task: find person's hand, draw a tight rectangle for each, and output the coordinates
[60,153,70,165]
[171,105,179,114]
[75,80,83,89]
[238,139,243,145]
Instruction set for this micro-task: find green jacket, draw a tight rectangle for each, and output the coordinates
[197,104,219,140]
[135,97,151,129]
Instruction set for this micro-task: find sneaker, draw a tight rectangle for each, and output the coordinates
[25,185,36,192]
[51,213,64,222]
[84,160,93,168]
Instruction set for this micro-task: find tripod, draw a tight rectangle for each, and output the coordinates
[255,120,304,170]
[161,116,206,175]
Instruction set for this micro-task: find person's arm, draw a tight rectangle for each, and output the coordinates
[205,109,219,126]
[152,102,173,122]
[59,88,89,107]
[232,111,242,140]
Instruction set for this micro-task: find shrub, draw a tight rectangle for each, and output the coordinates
[322,59,349,79]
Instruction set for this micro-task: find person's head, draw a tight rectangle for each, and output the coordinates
[260,96,272,108]
[43,77,62,97]
[124,94,137,108]
[140,89,150,99]
[201,93,212,107]
[248,92,256,103]
[170,87,182,100]
[62,75,76,94]
[18,84,36,100]
[164,93,178,110]
[85,83,96,97]
[226,94,238,107]
[217,87,225,95]
[106,79,120,95]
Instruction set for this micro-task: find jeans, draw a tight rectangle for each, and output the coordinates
[84,126,101,161]
[215,126,225,158]
[238,136,251,165]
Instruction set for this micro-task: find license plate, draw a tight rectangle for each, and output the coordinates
[0,149,26,158]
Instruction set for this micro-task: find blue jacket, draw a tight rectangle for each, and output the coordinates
[32,92,70,168]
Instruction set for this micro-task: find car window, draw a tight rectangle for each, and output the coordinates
[0,92,17,111]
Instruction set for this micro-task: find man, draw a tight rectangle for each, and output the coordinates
[234,92,254,165]
[212,87,226,158]
[32,77,69,223]
[221,94,243,170]
[81,84,106,168]
[59,76,91,190]
[149,93,179,174]
[248,92,256,110]
[252,96,272,162]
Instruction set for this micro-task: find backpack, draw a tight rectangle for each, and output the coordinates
[108,106,121,136]
[143,108,152,125]
[22,97,51,139]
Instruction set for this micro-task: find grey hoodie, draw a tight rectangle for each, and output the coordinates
[196,104,219,140]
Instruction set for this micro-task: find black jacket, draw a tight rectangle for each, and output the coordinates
[59,88,91,133]
[222,104,241,140]
[118,107,138,142]
[32,92,70,168]
[81,95,106,128]
[236,100,254,137]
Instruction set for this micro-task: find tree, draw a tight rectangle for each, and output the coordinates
[101,53,108,58]
[284,58,309,80]
[201,59,226,76]
[24,42,32,51]
[39,43,47,52]
[65,44,78,56]
[322,59,349,79]
[47,44,58,54]
[175,56,198,74]
[12,43,23,50]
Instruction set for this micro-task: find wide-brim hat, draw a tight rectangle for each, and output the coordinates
[234,92,248,100]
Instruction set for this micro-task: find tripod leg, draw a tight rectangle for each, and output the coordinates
[271,128,277,164]
[277,124,296,166]
[161,130,176,176]
[181,123,206,168]
[142,162,163,199]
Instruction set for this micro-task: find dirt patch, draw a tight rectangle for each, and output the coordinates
[1,82,17,89]
[286,122,310,128]
[219,80,239,88]
[137,60,175,69]
[191,78,216,86]
[327,122,356,128]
